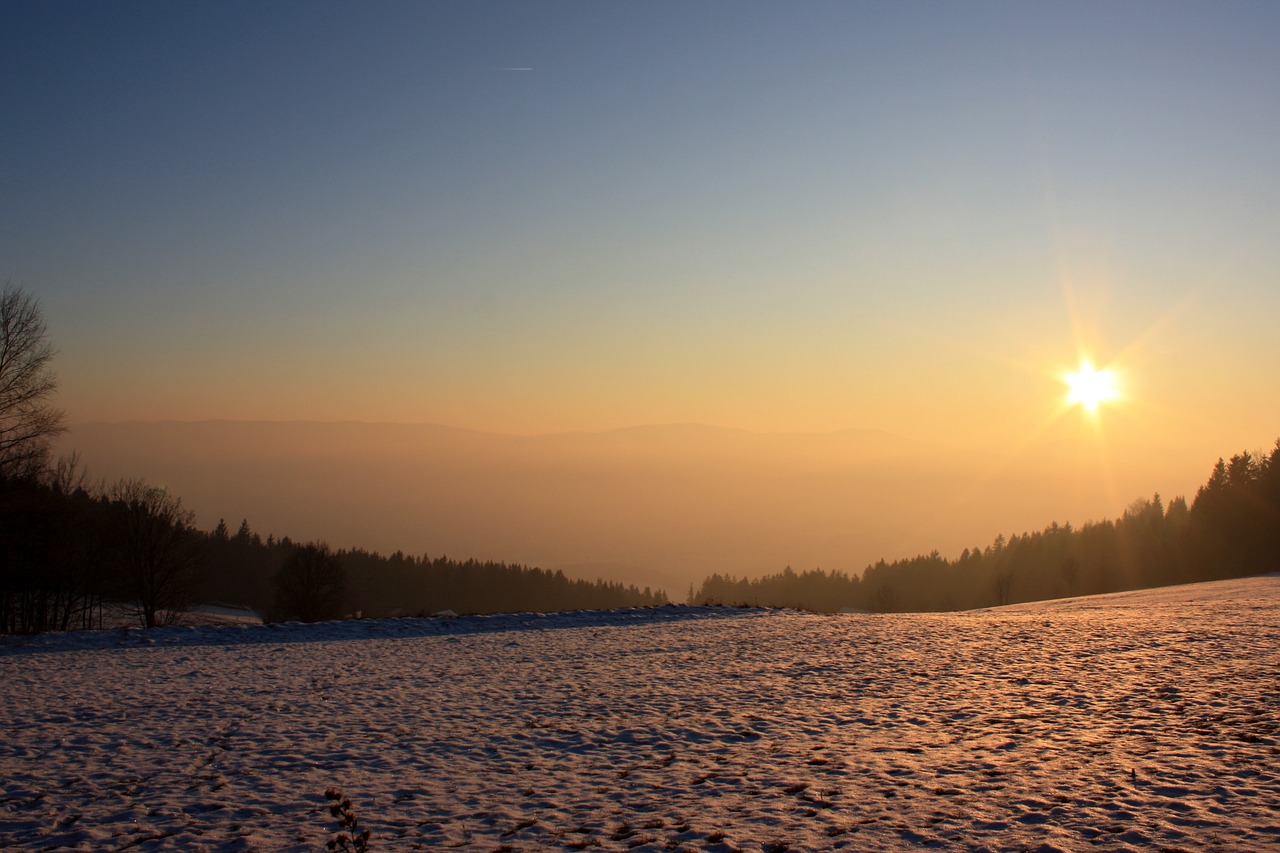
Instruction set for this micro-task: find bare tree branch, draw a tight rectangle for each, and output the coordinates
[106,479,204,628]
[0,285,65,480]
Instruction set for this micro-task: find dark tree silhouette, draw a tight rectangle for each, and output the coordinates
[105,479,203,627]
[200,518,288,613]
[272,542,347,622]
[0,285,64,479]
[0,472,107,633]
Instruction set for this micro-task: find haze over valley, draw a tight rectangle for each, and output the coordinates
[55,418,1218,599]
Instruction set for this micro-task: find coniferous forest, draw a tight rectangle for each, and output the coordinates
[691,440,1280,613]
[0,474,670,633]
[0,477,670,633]
[199,520,669,623]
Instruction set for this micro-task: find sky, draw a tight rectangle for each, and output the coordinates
[5,2,1280,560]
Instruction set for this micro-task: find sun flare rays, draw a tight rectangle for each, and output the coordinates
[1063,360,1119,414]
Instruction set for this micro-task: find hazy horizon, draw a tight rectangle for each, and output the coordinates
[55,417,1253,599]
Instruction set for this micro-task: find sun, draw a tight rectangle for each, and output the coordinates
[1063,361,1119,413]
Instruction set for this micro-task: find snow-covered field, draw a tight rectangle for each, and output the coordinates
[2,577,1278,852]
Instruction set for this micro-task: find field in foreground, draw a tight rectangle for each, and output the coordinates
[2,578,1278,852]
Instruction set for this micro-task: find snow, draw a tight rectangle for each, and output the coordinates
[2,577,1278,852]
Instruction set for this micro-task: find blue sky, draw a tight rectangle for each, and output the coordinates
[3,0,1278,490]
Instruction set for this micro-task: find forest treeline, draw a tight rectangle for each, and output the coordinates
[202,519,667,621]
[0,477,668,634]
[0,472,670,634]
[692,439,1280,612]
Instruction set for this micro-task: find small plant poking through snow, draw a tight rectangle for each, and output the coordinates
[324,788,370,852]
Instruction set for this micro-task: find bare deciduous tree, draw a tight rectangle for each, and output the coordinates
[272,542,347,622]
[0,286,64,480]
[106,479,203,627]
